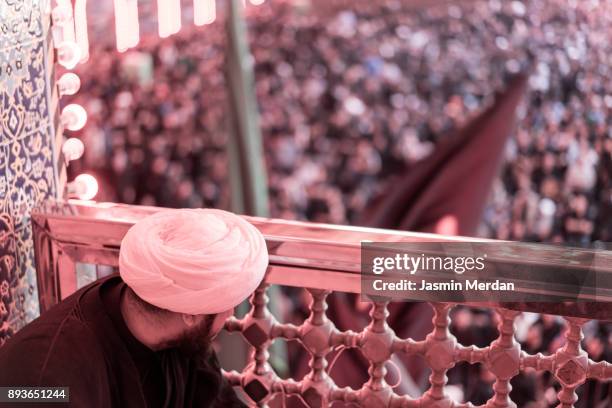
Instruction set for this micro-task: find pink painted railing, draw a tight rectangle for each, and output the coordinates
[32,201,611,407]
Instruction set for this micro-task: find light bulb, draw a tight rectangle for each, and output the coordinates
[157,0,172,38]
[57,73,81,96]
[61,104,87,131]
[52,0,76,43]
[157,0,181,37]
[194,0,216,25]
[74,0,90,62]
[57,41,81,69]
[62,138,85,161]
[72,174,99,200]
[126,0,140,48]
[114,0,130,51]
[170,0,181,34]
[51,2,72,26]
[113,0,140,52]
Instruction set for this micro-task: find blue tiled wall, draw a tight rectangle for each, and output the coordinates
[0,0,59,345]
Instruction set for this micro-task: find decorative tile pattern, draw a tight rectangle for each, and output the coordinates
[0,0,58,344]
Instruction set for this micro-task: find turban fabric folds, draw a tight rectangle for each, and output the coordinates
[119,209,269,315]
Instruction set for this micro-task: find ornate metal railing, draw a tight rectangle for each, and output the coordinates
[32,201,611,407]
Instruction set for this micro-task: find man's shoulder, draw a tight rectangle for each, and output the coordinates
[0,277,120,386]
[0,315,106,385]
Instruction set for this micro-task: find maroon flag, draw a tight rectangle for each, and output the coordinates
[290,75,530,402]
[361,74,529,236]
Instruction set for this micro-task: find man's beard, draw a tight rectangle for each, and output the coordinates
[158,315,219,408]
[170,315,216,362]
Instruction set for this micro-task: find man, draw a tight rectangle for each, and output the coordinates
[0,209,269,407]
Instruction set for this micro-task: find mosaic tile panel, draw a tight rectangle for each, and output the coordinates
[0,0,58,345]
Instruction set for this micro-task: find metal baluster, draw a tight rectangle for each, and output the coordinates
[486,309,520,408]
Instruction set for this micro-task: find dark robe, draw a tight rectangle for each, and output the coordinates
[0,275,246,408]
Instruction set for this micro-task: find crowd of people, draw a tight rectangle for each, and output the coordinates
[67,0,611,405]
[70,0,611,245]
[69,25,231,209]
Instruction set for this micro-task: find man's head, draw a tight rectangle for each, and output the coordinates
[118,209,269,352]
[123,287,232,355]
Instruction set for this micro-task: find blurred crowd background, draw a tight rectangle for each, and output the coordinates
[69,0,611,246]
[65,0,611,406]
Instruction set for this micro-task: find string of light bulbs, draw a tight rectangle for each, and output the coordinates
[116,0,267,51]
[51,0,269,201]
[51,0,98,201]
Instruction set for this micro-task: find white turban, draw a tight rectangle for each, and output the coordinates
[119,209,269,315]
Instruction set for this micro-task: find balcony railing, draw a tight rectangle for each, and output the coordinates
[32,201,611,407]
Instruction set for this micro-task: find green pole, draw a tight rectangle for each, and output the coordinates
[225,0,269,216]
[224,0,287,377]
